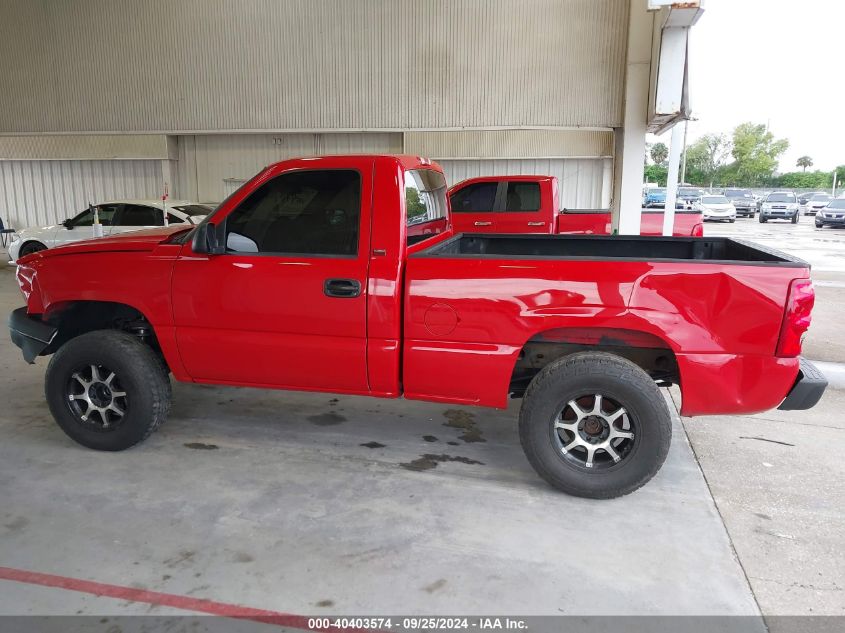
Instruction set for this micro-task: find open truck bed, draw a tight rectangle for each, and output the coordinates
[416,233,806,265]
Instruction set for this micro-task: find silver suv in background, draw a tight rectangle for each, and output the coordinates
[803,193,834,216]
[759,192,800,224]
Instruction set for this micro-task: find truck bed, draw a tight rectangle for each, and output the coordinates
[415,233,805,266]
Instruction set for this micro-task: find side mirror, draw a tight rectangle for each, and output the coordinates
[192,222,226,255]
[62,219,74,229]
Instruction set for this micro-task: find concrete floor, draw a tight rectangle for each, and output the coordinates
[0,262,761,624]
[2,217,844,627]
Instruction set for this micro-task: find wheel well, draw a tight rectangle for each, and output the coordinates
[44,301,165,366]
[509,327,679,398]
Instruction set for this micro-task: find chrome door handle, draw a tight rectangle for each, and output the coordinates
[527,221,546,226]
[474,221,492,226]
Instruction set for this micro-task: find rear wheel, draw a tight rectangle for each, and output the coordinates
[45,330,171,451]
[19,241,47,257]
[519,352,672,499]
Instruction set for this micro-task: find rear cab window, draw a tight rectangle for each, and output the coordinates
[405,169,448,245]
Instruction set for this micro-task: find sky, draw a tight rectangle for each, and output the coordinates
[655,0,844,172]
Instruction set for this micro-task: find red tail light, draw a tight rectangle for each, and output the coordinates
[691,223,704,237]
[776,279,814,357]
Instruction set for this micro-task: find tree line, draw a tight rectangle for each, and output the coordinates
[644,122,844,190]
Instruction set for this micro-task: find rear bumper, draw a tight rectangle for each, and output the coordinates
[778,358,827,410]
[8,307,56,363]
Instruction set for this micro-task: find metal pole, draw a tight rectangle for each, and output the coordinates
[680,120,689,185]
[662,123,684,236]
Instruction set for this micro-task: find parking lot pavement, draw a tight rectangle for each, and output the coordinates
[685,217,845,626]
[0,264,761,620]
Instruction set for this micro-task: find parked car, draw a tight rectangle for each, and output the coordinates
[676,187,704,209]
[798,191,827,206]
[8,155,825,500]
[7,200,213,262]
[815,198,845,228]
[802,193,833,216]
[449,176,703,236]
[759,192,800,223]
[695,195,736,222]
[722,188,756,217]
[643,187,667,208]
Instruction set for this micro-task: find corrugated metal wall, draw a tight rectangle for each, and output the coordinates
[0,160,163,229]
[405,131,614,159]
[0,135,174,160]
[0,0,628,133]
[176,133,402,202]
[438,159,611,209]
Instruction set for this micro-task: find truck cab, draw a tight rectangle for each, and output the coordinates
[449,176,556,234]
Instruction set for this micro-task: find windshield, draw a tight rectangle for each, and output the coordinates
[648,188,666,194]
[702,196,729,204]
[724,189,751,198]
[827,200,845,209]
[810,195,832,202]
[767,193,797,203]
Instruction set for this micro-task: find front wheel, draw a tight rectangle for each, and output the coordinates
[759,215,767,223]
[729,218,736,223]
[519,352,672,499]
[792,213,799,224]
[19,241,47,257]
[45,330,171,451]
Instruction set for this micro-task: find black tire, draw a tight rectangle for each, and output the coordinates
[815,222,823,229]
[759,215,767,223]
[519,352,672,499]
[728,218,735,223]
[19,241,47,257]
[45,330,171,451]
[791,213,799,224]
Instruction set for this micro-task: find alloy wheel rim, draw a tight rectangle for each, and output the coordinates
[551,394,637,470]
[66,364,128,431]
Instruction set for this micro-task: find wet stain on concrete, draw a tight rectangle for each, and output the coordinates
[316,599,335,608]
[422,435,439,442]
[401,453,484,471]
[755,512,773,521]
[184,442,218,450]
[328,398,339,407]
[423,578,447,593]
[233,551,254,563]
[3,516,29,532]
[442,409,486,443]
[447,441,460,446]
[162,574,171,581]
[360,441,386,449]
[308,412,347,426]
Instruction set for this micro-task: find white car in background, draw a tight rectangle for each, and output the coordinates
[802,193,834,215]
[695,194,736,223]
[7,200,213,262]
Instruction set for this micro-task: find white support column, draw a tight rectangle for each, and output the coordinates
[611,1,653,235]
[601,159,613,209]
[662,123,684,235]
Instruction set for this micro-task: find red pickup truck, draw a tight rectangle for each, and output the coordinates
[9,155,826,499]
[449,175,704,236]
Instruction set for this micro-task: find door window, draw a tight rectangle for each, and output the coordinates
[118,204,164,226]
[225,169,361,256]
[504,182,541,212]
[167,213,185,224]
[450,182,498,212]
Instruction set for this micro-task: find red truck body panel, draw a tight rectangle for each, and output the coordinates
[14,155,810,420]
[449,176,703,237]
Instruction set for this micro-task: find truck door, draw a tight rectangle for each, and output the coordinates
[170,159,373,393]
[495,180,550,233]
[449,180,500,233]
